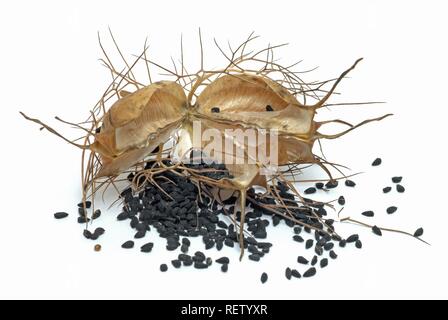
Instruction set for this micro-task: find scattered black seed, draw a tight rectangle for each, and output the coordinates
[194,262,208,269]
[249,254,261,262]
[180,244,189,253]
[77,201,92,209]
[392,176,403,183]
[325,180,338,189]
[396,184,405,193]
[160,264,168,272]
[260,272,268,284]
[291,269,301,278]
[362,210,374,217]
[372,225,382,236]
[92,209,101,220]
[355,240,363,249]
[54,212,69,219]
[305,239,314,249]
[320,258,328,268]
[83,229,92,239]
[293,235,304,243]
[311,256,318,266]
[117,212,129,221]
[134,230,146,239]
[345,180,356,187]
[206,257,213,266]
[140,242,154,253]
[303,267,317,278]
[338,196,346,206]
[304,187,316,195]
[215,257,229,264]
[171,260,181,268]
[285,267,292,280]
[93,227,105,236]
[315,245,323,256]
[346,234,359,243]
[221,263,228,272]
[122,241,134,249]
[383,186,392,193]
[329,250,338,259]
[224,238,234,248]
[372,158,382,166]
[266,105,274,112]
[211,107,220,113]
[297,256,309,265]
[414,228,424,238]
[182,238,191,246]
[339,240,346,248]
[387,206,397,214]
[293,226,302,235]
[324,242,334,251]
[315,182,324,189]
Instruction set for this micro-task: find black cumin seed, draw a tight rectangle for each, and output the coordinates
[355,240,363,249]
[77,201,91,209]
[297,256,309,264]
[383,186,392,193]
[372,158,382,166]
[304,187,316,195]
[362,210,374,217]
[182,238,191,246]
[249,254,261,262]
[211,107,220,113]
[181,244,189,253]
[77,216,90,224]
[224,238,234,248]
[260,272,268,284]
[140,242,154,253]
[160,264,168,272]
[339,240,347,248]
[329,250,338,259]
[315,182,324,189]
[206,257,213,266]
[221,263,228,272]
[392,176,403,183]
[122,241,134,249]
[54,212,69,219]
[303,267,316,278]
[372,225,382,236]
[324,242,334,251]
[293,235,304,243]
[338,196,346,206]
[93,227,105,236]
[345,180,356,187]
[320,258,328,268]
[83,229,92,239]
[266,105,274,112]
[294,226,302,234]
[325,180,338,189]
[387,206,397,214]
[305,239,314,249]
[194,262,208,269]
[346,234,359,243]
[117,212,129,221]
[311,256,318,266]
[92,209,101,220]
[414,228,424,237]
[134,230,146,239]
[216,257,230,264]
[171,260,181,268]
[396,184,405,193]
[285,267,292,280]
[315,245,323,256]
[291,269,301,278]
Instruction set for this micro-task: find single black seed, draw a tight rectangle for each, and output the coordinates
[324,242,334,251]
[355,240,363,249]
[383,186,392,193]
[325,180,338,189]
[221,263,228,272]
[346,234,359,243]
[83,229,92,239]
[93,227,105,236]
[180,244,189,253]
[339,240,346,248]
[285,267,292,280]
[249,254,261,262]
[140,242,154,253]
[206,257,213,266]
[134,230,146,239]
[311,256,318,266]
[260,272,268,284]
[211,107,220,113]
[293,226,302,235]
[304,187,316,195]
[329,250,338,259]
[117,212,129,221]
[92,209,101,220]
[54,212,69,219]
[293,235,304,243]
[291,269,301,278]
[396,184,405,193]
[297,256,309,265]
[387,206,398,214]
[305,239,314,249]
[216,257,230,264]
[160,264,168,272]
[315,182,324,189]
[77,201,92,209]
[414,228,424,237]
[171,260,181,268]
[345,180,356,187]
[224,238,234,248]
[372,225,382,236]
[338,196,346,206]
[320,258,328,268]
[182,238,191,246]
[194,262,208,269]
[122,241,134,249]
[362,210,374,217]
[266,105,274,112]
[303,267,317,278]
[392,176,403,183]
[372,158,382,166]
[315,245,323,256]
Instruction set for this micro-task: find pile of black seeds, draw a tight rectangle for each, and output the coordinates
[53,157,425,283]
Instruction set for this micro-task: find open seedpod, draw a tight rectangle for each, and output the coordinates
[21,32,393,258]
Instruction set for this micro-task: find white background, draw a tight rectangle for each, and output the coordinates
[1,0,447,300]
